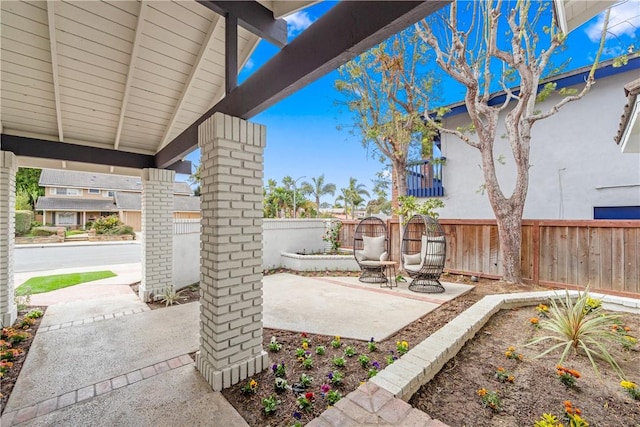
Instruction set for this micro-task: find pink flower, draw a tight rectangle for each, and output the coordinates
[321,384,331,393]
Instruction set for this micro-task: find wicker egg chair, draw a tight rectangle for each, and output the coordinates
[401,214,446,293]
[353,217,389,284]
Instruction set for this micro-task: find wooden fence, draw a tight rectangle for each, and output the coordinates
[340,219,640,298]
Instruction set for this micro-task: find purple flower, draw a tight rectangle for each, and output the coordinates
[328,372,333,380]
[321,383,331,393]
[372,361,380,369]
[293,411,302,420]
[272,364,277,372]
[370,337,375,342]
[305,351,311,356]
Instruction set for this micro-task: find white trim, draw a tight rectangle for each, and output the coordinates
[620,98,640,154]
[47,1,64,142]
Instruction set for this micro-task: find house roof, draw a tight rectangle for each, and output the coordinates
[39,169,192,195]
[0,1,448,175]
[115,192,200,212]
[614,77,640,153]
[440,56,640,118]
[36,197,117,212]
[553,0,613,34]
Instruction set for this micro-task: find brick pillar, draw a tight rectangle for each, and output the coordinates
[0,151,17,326]
[196,112,268,391]
[139,168,174,301]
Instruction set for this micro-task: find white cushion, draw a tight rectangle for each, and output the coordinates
[404,253,421,265]
[362,235,385,261]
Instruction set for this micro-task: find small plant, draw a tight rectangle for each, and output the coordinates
[327,371,344,386]
[14,288,32,312]
[322,221,343,252]
[505,346,524,361]
[0,359,14,377]
[344,345,356,357]
[396,340,409,355]
[302,356,313,369]
[526,287,625,377]
[494,367,515,383]
[291,411,303,427]
[331,335,342,348]
[332,356,346,367]
[262,395,280,415]
[1,328,30,344]
[272,362,286,378]
[315,345,326,355]
[326,389,342,406]
[25,309,43,319]
[297,392,314,411]
[241,378,258,395]
[299,373,313,388]
[368,361,380,378]
[19,317,35,329]
[530,317,541,328]
[274,377,289,392]
[533,413,563,427]
[268,336,282,352]
[358,354,370,368]
[386,351,398,365]
[159,287,186,307]
[301,332,310,348]
[621,380,640,400]
[477,388,502,412]
[556,365,580,387]
[611,324,638,351]
[367,337,377,352]
[563,401,588,426]
[295,348,306,358]
[536,303,550,318]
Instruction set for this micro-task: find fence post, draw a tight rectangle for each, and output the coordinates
[532,220,540,285]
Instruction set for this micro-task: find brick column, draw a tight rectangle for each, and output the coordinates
[196,112,268,391]
[0,151,17,326]
[139,168,174,301]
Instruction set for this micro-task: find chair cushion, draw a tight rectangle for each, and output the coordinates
[404,252,421,266]
[362,235,386,261]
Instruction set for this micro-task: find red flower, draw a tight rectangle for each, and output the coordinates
[305,392,314,400]
[301,332,308,338]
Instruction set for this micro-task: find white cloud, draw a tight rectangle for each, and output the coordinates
[584,1,640,42]
[284,11,314,36]
[243,58,254,71]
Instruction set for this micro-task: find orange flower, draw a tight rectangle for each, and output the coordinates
[497,367,505,372]
[477,388,488,397]
[624,326,631,332]
[530,317,539,324]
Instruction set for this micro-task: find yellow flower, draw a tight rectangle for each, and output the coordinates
[302,342,309,350]
[401,341,408,348]
[249,379,258,389]
[477,388,487,397]
[621,380,636,390]
[298,356,305,363]
[335,336,340,341]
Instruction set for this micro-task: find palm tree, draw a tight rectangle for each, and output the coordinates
[301,174,336,217]
[338,177,370,219]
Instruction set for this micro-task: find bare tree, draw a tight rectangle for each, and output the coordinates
[414,1,609,283]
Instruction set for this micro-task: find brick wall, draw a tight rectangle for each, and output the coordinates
[196,113,268,391]
[0,151,17,326]
[139,168,174,301]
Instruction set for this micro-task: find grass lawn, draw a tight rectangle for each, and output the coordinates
[17,271,117,295]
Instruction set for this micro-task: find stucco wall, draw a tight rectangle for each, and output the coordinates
[263,219,329,269]
[433,67,640,220]
[173,219,200,289]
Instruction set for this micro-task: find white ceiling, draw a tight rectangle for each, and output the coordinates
[555,0,619,33]
[0,0,313,175]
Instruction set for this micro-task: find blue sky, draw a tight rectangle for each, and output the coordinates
[184,1,640,205]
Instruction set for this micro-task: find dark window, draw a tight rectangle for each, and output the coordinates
[593,206,640,220]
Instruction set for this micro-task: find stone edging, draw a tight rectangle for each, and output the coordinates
[369,290,640,402]
[38,307,151,333]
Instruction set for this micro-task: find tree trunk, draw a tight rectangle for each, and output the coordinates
[391,160,408,216]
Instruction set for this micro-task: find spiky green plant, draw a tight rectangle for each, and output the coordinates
[527,286,626,377]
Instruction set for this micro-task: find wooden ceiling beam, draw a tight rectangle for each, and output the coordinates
[156,1,451,169]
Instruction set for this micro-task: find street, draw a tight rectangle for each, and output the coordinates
[14,243,141,273]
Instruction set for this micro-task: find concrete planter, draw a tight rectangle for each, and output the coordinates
[88,234,134,241]
[280,252,359,272]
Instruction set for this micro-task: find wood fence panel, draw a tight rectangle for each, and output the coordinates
[588,227,601,289]
[521,224,533,280]
[623,228,639,292]
[556,226,568,284]
[611,228,624,293]
[576,227,590,286]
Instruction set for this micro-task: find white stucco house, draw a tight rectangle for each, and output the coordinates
[421,57,640,220]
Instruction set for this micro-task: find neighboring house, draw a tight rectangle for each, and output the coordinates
[412,57,640,220]
[35,169,200,230]
[614,77,640,154]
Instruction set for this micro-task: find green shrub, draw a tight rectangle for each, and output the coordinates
[15,210,34,235]
[106,224,135,236]
[91,215,121,234]
[31,227,55,237]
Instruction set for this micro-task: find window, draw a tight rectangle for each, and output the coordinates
[88,188,100,194]
[594,206,640,220]
[53,187,81,196]
[103,190,115,197]
[56,212,76,225]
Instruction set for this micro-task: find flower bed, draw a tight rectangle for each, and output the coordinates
[280,252,359,272]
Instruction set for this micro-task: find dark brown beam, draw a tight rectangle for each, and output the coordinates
[2,134,191,174]
[197,1,287,48]
[225,12,238,95]
[156,1,450,169]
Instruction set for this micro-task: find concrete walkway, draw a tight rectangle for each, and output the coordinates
[2,267,468,426]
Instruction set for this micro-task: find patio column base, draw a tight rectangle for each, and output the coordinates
[0,151,17,327]
[196,350,269,391]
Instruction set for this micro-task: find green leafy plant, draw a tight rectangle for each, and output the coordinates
[322,221,343,252]
[332,356,346,367]
[534,413,564,427]
[299,373,313,388]
[326,390,342,406]
[536,303,550,318]
[396,340,409,355]
[25,309,43,319]
[262,395,280,415]
[241,378,258,395]
[331,335,342,348]
[504,346,524,361]
[477,388,502,412]
[368,361,380,378]
[563,401,588,427]
[395,195,445,223]
[367,337,377,352]
[295,348,306,358]
[302,356,313,369]
[272,362,286,378]
[274,377,289,392]
[494,367,514,383]
[386,351,398,364]
[1,328,30,344]
[358,354,370,368]
[297,392,314,411]
[315,345,326,355]
[159,287,186,307]
[344,345,356,357]
[526,287,626,377]
[268,336,282,352]
[621,380,640,400]
[327,371,343,386]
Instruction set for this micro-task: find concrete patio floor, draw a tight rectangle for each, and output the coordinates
[2,267,469,426]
